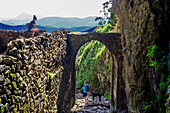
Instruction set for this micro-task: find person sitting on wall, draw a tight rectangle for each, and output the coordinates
[28,15,39,37]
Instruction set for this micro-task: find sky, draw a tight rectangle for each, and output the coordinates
[0,0,107,19]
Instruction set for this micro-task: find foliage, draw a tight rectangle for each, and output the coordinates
[1,104,4,113]
[52,105,57,112]
[95,0,113,25]
[147,44,167,70]
[94,23,113,33]
[104,92,111,100]
[95,0,120,33]
[76,40,112,94]
[47,72,55,80]
[144,44,169,113]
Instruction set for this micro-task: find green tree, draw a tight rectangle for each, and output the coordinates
[95,0,119,33]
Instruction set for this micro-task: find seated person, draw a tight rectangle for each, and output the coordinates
[28,15,39,37]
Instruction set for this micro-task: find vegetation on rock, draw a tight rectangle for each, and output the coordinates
[143,44,170,113]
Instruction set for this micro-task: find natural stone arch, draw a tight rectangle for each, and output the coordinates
[57,33,127,112]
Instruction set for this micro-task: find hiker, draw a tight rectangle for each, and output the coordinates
[28,15,39,37]
[82,80,89,101]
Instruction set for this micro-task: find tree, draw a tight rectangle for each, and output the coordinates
[95,0,119,33]
[95,0,118,26]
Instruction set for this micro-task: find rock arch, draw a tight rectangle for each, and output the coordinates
[57,32,127,112]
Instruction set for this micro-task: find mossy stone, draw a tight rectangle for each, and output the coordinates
[12,81,17,89]
[0,104,5,113]
[10,73,16,80]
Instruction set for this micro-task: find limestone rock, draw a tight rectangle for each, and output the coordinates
[112,0,170,111]
[0,75,5,83]
[8,47,17,55]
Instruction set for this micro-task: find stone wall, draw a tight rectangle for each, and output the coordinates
[0,30,43,54]
[0,30,67,112]
[112,0,170,112]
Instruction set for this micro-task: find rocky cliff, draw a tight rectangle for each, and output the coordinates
[0,30,67,112]
[112,0,170,112]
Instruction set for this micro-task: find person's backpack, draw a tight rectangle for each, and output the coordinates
[26,23,30,28]
[86,85,89,91]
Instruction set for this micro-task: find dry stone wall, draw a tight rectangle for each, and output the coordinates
[0,30,43,54]
[0,30,67,112]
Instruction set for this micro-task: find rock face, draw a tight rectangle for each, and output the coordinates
[112,0,170,112]
[0,30,67,112]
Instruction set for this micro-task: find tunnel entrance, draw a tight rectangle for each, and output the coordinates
[72,40,113,112]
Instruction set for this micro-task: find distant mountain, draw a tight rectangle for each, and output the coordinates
[67,26,95,32]
[0,14,98,28]
[0,23,95,32]
[0,13,41,26]
[0,23,57,32]
[36,16,98,28]
[81,27,96,32]
[0,13,97,32]
[14,13,32,20]
[1,19,30,26]
[0,23,26,31]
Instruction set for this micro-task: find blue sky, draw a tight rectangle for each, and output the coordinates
[1,0,106,18]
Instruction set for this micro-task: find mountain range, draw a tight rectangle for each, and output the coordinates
[0,22,96,33]
[0,13,98,29]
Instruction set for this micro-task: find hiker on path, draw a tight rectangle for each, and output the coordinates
[82,80,89,101]
[28,15,39,37]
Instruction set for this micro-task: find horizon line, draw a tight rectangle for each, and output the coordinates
[0,13,102,20]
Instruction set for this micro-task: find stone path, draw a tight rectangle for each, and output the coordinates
[71,93,110,113]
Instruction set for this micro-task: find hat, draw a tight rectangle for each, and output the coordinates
[33,15,37,20]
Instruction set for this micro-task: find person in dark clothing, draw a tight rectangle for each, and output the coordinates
[28,15,39,37]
